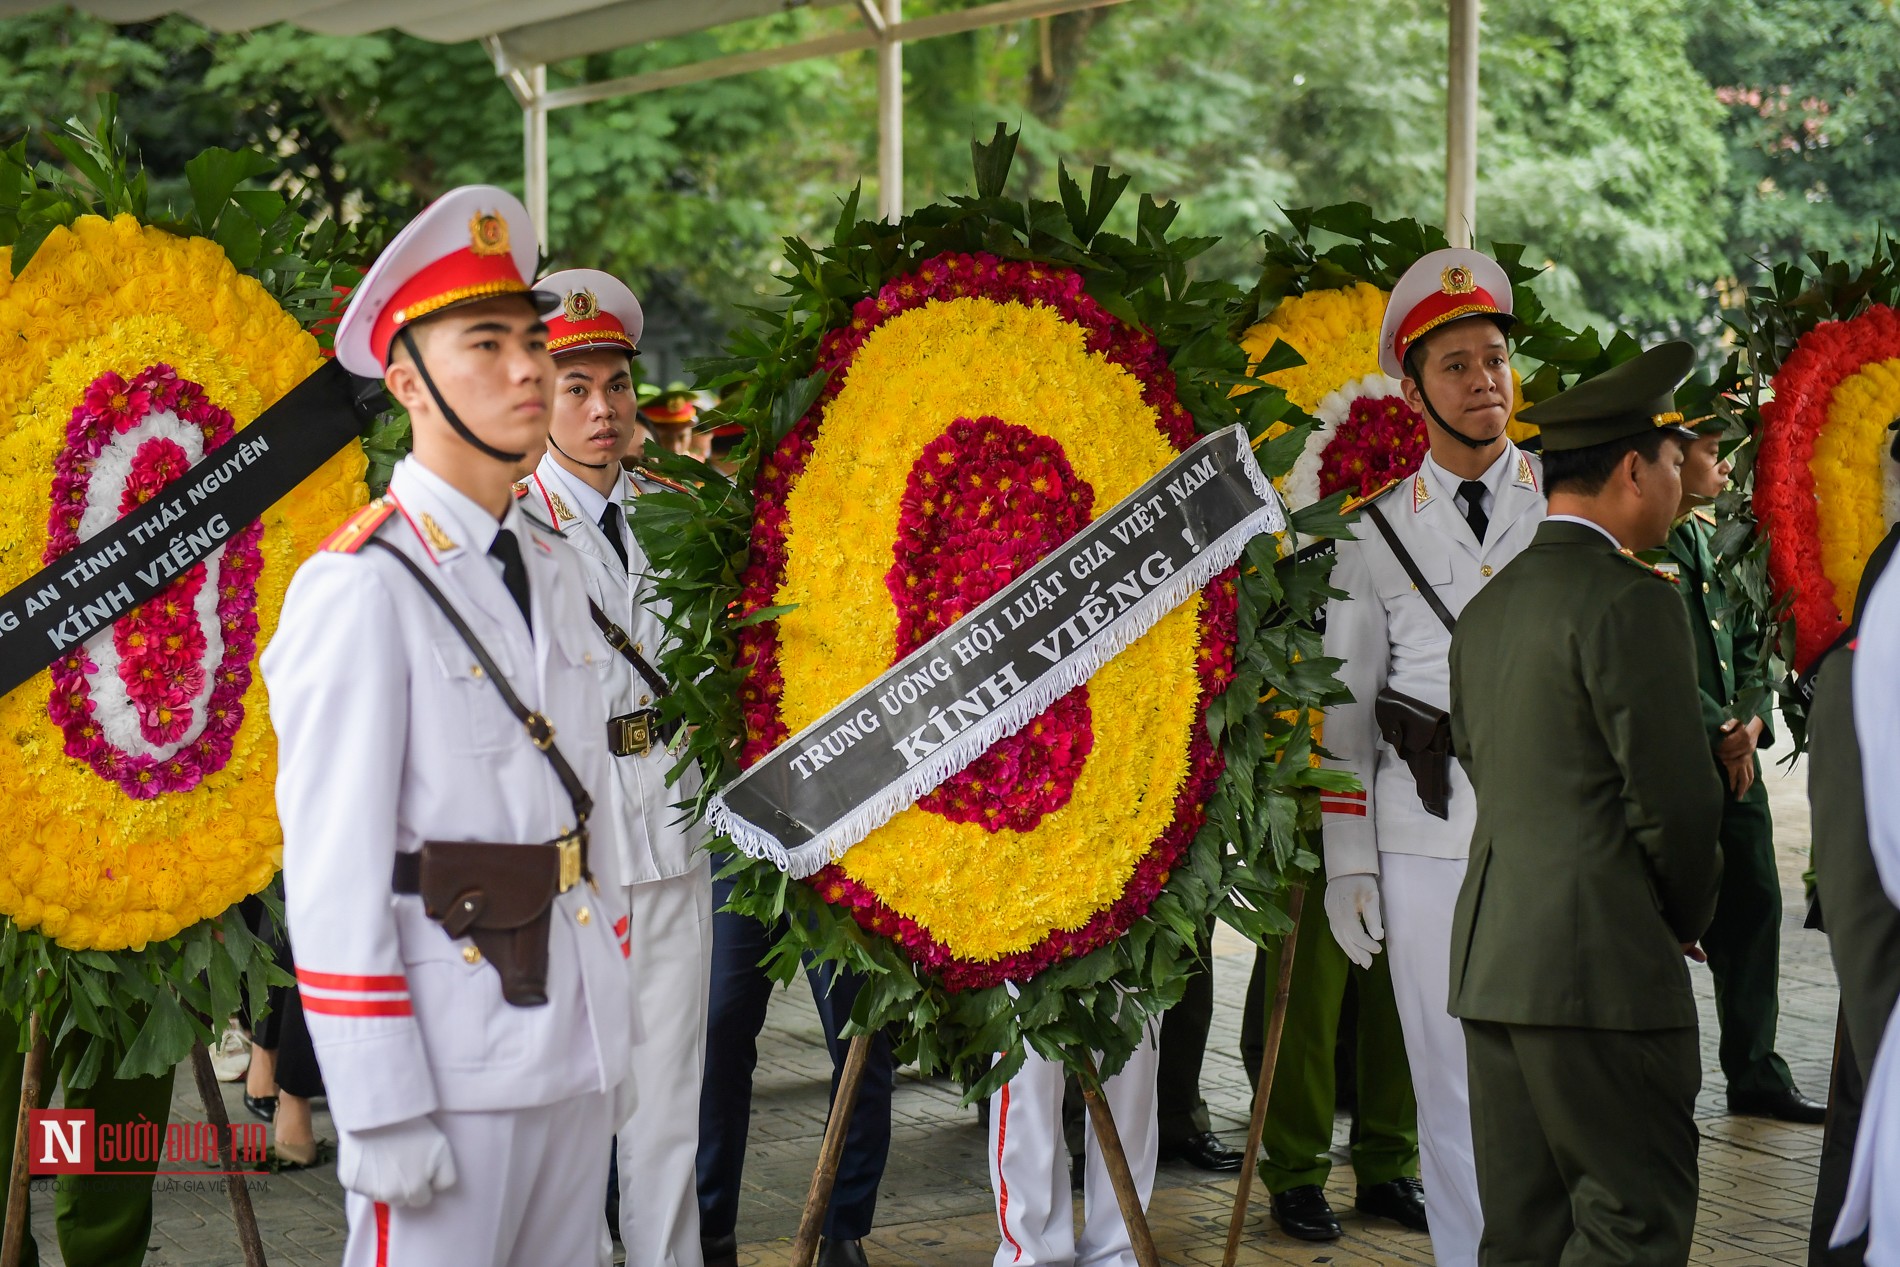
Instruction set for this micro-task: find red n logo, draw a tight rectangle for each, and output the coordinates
[27,1109,93,1174]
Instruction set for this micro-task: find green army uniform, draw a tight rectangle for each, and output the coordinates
[1664,508,1799,1100]
[1239,870,1419,1195]
[1807,525,1900,1266]
[1446,343,1725,1267]
[0,1008,176,1267]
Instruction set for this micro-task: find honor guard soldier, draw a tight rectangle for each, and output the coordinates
[1665,419,1826,1123]
[1317,248,1541,1263]
[1447,343,1723,1267]
[516,268,714,1266]
[262,187,634,1267]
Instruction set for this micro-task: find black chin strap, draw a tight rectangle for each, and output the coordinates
[548,434,611,471]
[397,326,527,464]
[1407,348,1503,453]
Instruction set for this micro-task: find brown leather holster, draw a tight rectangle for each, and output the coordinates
[1373,687,1454,820]
[392,842,564,1008]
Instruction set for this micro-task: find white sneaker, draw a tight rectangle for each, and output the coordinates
[208,1022,251,1082]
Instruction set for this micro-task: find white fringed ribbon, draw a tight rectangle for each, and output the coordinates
[709,424,1286,878]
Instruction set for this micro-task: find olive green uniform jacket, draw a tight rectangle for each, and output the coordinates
[1447,519,1725,1029]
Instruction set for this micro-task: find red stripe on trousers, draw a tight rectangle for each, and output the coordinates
[1320,802,1368,817]
[296,968,407,992]
[375,1201,391,1266]
[996,1082,1022,1263]
[303,996,412,1018]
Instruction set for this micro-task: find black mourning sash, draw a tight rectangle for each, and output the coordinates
[0,360,381,697]
[708,425,1285,877]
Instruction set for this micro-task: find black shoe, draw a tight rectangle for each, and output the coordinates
[1728,1086,1827,1124]
[1161,1130,1244,1172]
[1358,1177,1429,1232]
[242,1093,277,1122]
[816,1237,870,1267]
[700,1232,738,1267]
[1269,1185,1341,1242]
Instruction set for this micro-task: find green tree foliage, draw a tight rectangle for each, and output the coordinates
[0,2,1886,353]
[1687,0,1900,284]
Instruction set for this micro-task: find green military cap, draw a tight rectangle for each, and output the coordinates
[1521,341,1699,452]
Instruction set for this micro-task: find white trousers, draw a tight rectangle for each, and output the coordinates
[987,1031,1159,1267]
[343,1091,614,1267]
[1379,851,1482,1267]
[617,864,714,1265]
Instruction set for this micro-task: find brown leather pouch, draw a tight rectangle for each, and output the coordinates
[392,842,560,1007]
[1373,687,1454,821]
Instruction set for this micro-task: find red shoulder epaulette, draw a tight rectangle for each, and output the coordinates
[320,499,396,554]
[1616,549,1681,584]
[512,480,532,500]
[1343,476,1404,513]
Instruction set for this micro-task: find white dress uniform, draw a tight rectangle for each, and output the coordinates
[1321,445,1543,1265]
[519,453,713,1266]
[1841,561,1900,1262]
[264,457,633,1267]
[986,1025,1160,1267]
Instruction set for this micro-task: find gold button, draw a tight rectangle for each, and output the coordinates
[576,907,591,926]
[640,695,651,706]
[634,643,644,656]
[1702,582,1711,593]
[1480,565,1493,577]
[583,652,594,664]
[462,945,482,965]
[470,665,484,679]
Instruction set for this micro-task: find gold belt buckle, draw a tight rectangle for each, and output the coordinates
[610,713,652,758]
[556,831,582,893]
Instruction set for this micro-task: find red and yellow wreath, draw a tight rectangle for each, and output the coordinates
[1755,304,1900,674]
[735,253,1237,990]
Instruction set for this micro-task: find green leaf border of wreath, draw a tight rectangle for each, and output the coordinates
[1714,241,1900,749]
[0,97,375,1085]
[630,127,1363,1096]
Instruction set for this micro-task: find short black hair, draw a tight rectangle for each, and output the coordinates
[1543,429,1675,497]
[1401,314,1513,380]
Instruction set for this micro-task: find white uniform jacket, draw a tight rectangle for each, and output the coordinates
[1320,445,1545,878]
[517,458,707,885]
[262,458,633,1135]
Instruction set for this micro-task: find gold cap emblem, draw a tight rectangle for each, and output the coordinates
[1441,265,1476,295]
[563,289,600,322]
[469,212,510,256]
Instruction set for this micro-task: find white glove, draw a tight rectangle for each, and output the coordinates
[1324,873,1385,970]
[337,1116,457,1208]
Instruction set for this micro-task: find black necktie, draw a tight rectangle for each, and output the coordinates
[599,502,630,572]
[489,528,532,633]
[1458,480,1490,544]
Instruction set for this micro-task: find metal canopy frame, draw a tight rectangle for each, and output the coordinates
[485,0,1135,241]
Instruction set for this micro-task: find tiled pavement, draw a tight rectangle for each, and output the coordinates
[33,757,1837,1264]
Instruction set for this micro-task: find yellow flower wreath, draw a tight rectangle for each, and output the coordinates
[0,216,366,950]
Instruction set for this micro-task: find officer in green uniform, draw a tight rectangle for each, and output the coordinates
[1665,419,1825,1123]
[1447,342,1724,1267]
[1240,869,1422,1242]
[0,1008,176,1267]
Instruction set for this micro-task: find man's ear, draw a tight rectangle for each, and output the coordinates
[1400,375,1424,417]
[1618,448,1646,497]
[383,361,428,417]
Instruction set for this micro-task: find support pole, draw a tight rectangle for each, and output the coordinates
[791,1032,874,1267]
[524,64,549,253]
[0,1016,46,1267]
[1076,1054,1160,1267]
[1445,0,1480,247]
[1222,885,1307,1267]
[876,0,903,221]
[187,1042,267,1267]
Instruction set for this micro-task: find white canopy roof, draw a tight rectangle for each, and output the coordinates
[0,0,848,65]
